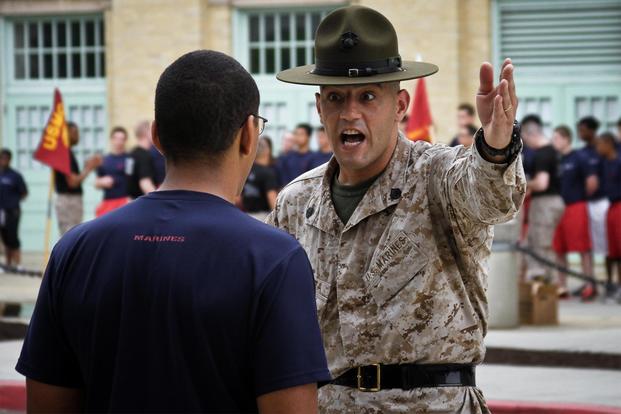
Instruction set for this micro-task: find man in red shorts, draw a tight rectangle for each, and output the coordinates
[552,125,597,296]
[596,132,621,301]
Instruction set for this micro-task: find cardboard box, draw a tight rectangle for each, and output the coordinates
[519,281,559,325]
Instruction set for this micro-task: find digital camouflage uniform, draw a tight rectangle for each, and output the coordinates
[267,134,526,413]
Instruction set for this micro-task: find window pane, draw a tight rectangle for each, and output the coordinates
[99,20,105,46]
[71,21,81,47]
[250,48,260,73]
[296,47,305,66]
[14,53,25,79]
[296,14,305,41]
[29,53,39,78]
[43,22,52,47]
[57,22,67,47]
[311,13,321,38]
[57,52,67,78]
[86,52,96,77]
[280,48,290,70]
[99,51,105,77]
[86,21,95,46]
[249,15,259,42]
[71,52,81,77]
[265,15,275,42]
[29,23,39,48]
[14,23,25,48]
[265,48,275,74]
[280,14,290,41]
[43,53,53,78]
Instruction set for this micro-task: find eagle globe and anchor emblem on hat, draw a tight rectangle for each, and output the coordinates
[276,5,439,85]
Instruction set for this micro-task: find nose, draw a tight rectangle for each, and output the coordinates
[339,96,362,122]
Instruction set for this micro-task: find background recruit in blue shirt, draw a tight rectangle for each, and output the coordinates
[96,154,130,200]
[16,190,330,413]
[0,168,27,210]
[558,150,596,205]
[602,157,621,203]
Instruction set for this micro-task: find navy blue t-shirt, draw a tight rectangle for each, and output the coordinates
[309,151,333,169]
[579,145,606,200]
[0,167,27,210]
[96,153,129,200]
[558,150,595,205]
[276,151,315,186]
[602,156,621,203]
[522,145,536,179]
[17,190,330,413]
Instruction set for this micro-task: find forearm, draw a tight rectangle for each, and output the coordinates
[139,178,156,194]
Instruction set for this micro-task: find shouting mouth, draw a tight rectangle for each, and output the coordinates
[341,129,366,149]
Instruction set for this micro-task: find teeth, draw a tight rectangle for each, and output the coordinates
[342,129,361,135]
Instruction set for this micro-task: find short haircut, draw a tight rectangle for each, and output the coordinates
[135,120,150,139]
[458,103,475,116]
[617,117,621,127]
[0,148,12,160]
[554,125,572,141]
[295,123,313,137]
[577,116,600,132]
[597,131,617,147]
[154,50,260,163]
[110,126,128,138]
[317,126,325,133]
[520,114,543,128]
[66,121,78,130]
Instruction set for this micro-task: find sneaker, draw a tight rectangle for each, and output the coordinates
[557,287,570,299]
[580,284,598,301]
[572,283,588,297]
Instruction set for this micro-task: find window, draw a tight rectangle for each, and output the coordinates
[575,96,619,132]
[246,10,328,75]
[12,16,105,80]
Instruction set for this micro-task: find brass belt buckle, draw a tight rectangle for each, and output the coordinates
[357,364,381,392]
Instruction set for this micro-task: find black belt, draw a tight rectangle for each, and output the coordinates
[325,363,475,392]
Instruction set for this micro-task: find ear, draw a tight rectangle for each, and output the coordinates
[239,115,258,158]
[315,92,324,124]
[151,121,164,155]
[396,89,410,122]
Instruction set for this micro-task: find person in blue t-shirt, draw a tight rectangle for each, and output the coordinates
[552,125,597,295]
[94,126,130,217]
[0,149,28,267]
[16,50,330,413]
[276,123,315,186]
[596,132,621,299]
[309,126,333,169]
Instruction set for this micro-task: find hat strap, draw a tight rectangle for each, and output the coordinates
[312,56,403,78]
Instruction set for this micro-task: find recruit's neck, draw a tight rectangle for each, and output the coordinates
[158,163,239,204]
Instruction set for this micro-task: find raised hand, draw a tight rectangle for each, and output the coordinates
[475,58,518,149]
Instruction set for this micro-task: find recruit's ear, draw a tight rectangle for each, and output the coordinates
[315,92,324,124]
[239,115,259,159]
[151,121,164,155]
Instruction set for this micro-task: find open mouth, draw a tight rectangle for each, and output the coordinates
[340,129,366,148]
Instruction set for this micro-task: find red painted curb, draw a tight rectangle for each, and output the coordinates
[0,380,26,411]
[489,400,621,414]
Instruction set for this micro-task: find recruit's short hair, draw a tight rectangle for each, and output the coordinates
[110,126,128,138]
[617,117,621,128]
[154,50,260,163]
[597,131,617,147]
[554,125,572,141]
[0,148,12,160]
[66,121,78,130]
[577,116,600,132]
[520,114,543,128]
[458,103,475,116]
[295,123,313,137]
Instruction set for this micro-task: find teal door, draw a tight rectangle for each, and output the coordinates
[1,15,107,251]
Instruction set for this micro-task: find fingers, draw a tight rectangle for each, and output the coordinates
[478,62,494,95]
[493,94,507,123]
[499,79,513,121]
[499,58,511,82]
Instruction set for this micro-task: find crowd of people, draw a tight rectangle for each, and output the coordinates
[0,120,166,268]
[520,114,621,302]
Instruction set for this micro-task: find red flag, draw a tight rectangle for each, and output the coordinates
[33,89,71,175]
[405,78,433,143]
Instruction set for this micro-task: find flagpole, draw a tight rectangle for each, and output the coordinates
[42,169,55,272]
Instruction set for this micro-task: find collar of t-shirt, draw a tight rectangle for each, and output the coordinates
[330,169,382,224]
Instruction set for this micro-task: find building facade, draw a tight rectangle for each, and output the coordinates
[0,0,620,251]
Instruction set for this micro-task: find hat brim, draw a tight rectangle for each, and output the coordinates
[276,61,438,86]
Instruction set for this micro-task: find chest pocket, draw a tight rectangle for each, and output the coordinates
[363,231,429,307]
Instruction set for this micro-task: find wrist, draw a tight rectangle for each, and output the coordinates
[475,121,522,165]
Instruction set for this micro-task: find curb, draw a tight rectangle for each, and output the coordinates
[489,400,621,414]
